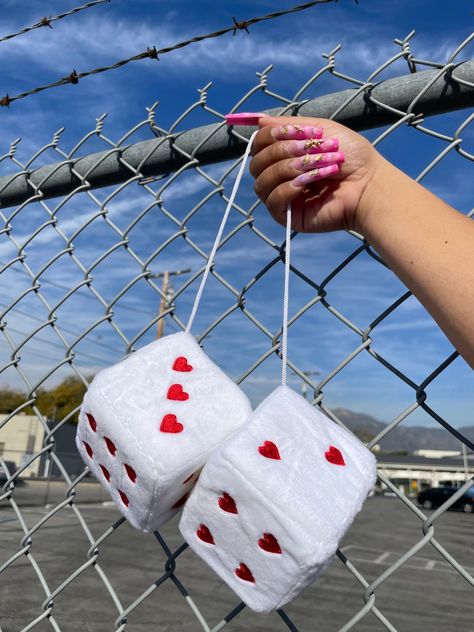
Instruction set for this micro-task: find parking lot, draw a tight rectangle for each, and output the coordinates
[1,492,473,631]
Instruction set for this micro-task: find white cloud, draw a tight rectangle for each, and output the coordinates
[0,11,462,83]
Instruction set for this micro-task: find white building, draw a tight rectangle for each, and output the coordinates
[0,413,46,477]
[377,452,474,496]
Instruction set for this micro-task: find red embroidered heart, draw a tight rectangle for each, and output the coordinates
[258,532,282,554]
[258,441,281,460]
[235,563,255,583]
[173,356,193,372]
[218,492,238,514]
[100,464,110,482]
[167,384,189,401]
[325,445,345,466]
[86,413,97,432]
[160,414,184,433]
[83,441,93,458]
[124,463,136,483]
[104,437,117,456]
[196,523,214,545]
[119,490,129,506]
[172,492,189,509]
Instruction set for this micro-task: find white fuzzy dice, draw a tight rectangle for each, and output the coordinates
[75,331,252,533]
[180,385,377,613]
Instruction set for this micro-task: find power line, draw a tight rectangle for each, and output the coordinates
[7,266,155,317]
[2,325,114,366]
[0,300,121,356]
[0,0,111,44]
[0,0,345,108]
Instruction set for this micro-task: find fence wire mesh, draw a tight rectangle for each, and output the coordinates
[0,29,473,632]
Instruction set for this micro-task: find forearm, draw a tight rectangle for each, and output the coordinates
[356,156,474,368]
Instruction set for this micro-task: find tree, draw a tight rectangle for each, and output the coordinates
[41,376,89,423]
[0,376,91,423]
[0,387,29,414]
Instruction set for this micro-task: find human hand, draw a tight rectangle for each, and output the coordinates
[250,116,382,233]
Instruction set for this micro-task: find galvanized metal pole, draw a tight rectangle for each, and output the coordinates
[0,62,473,209]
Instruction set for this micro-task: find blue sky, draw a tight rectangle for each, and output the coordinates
[0,0,473,431]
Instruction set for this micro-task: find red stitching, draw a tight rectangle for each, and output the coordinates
[167,384,189,401]
[124,464,136,483]
[235,563,255,583]
[84,441,93,458]
[196,524,214,544]
[100,464,110,482]
[172,356,193,372]
[258,440,281,460]
[119,490,129,506]
[325,445,345,466]
[172,492,189,509]
[160,414,184,433]
[258,532,282,554]
[218,492,238,514]
[86,413,97,432]
[104,437,117,456]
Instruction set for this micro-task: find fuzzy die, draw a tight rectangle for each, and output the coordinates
[180,385,377,612]
[75,332,252,533]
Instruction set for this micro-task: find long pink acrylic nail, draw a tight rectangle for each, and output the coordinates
[224,112,267,126]
[290,138,339,155]
[294,151,345,171]
[292,163,340,187]
[271,124,323,140]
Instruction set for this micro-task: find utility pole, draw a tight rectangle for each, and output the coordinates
[300,370,321,400]
[149,268,191,339]
[461,441,469,481]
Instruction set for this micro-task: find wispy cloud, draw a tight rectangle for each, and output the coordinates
[1,1,472,427]
[0,10,464,83]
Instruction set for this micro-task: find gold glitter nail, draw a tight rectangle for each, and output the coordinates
[309,168,320,177]
[302,154,311,166]
[293,124,303,133]
[280,126,288,135]
[312,154,324,163]
[304,138,323,149]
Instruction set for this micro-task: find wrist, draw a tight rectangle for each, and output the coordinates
[353,153,395,237]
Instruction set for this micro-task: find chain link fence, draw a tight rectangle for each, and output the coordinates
[1,29,473,631]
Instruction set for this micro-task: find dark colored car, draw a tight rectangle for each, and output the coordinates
[0,460,26,487]
[417,486,474,513]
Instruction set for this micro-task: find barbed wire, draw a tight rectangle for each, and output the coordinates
[1,22,473,632]
[0,0,348,109]
[0,0,111,44]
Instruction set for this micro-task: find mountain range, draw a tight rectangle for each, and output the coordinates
[334,408,474,452]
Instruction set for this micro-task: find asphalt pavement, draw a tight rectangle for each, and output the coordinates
[0,492,473,632]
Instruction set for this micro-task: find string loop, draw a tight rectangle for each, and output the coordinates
[186,128,291,390]
[281,204,291,386]
[186,130,259,333]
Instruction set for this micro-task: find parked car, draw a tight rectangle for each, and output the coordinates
[417,486,474,513]
[0,460,26,487]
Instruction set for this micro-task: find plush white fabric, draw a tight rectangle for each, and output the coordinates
[75,332,252,533]
[179,385,377,613]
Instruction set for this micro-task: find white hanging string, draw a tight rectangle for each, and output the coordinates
[186,129,259,333]
[281,203,291,386]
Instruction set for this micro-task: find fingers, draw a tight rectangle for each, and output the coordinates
[250,116,329,155]
[254,152,344,202]
[292,163,340,187]
[264,164,341,224]
[250,137,340,179]
[224,114,344,226]
[248,121,344,223]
